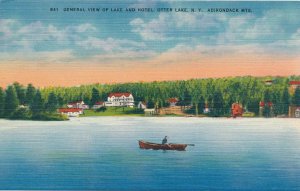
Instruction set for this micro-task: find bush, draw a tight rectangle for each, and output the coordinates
[242,112,255,117]
[31,113,68,121]
[125,108,144,114]
[9,108,31,120]
[96,107,107,112]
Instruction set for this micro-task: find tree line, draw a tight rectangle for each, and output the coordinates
[0,82,65,120]
[41,76,300,117]
[0,76,299,119]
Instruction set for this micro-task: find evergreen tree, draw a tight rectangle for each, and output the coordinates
[187,80,202,115]
[248,99,259,115]
[90,88,100,106]
[30,90,44,115]
[25,84,36,106]
[0,88,5,117]
[4,86,19,116]
[292,86,300,106]
[263,89,271,117]
[211,90,224,116]
[45,92,58,113]
[197,96,205,114]
[13,82,26,105]
[57,95,64,107]
[281,87,290,115]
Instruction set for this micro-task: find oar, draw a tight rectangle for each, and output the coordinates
[169,143,195,146]
[187,144,195,146]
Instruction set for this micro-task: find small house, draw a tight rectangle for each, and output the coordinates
[168,98,178,107]
[92,101,104,109]
[144,108,157,116]
[67,100,89,109]
[264,80,273,86]
[58,108,83,117]
[289,81,300,90]
[137,101,147,109]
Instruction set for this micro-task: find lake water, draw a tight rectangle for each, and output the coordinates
[0,117,299,190]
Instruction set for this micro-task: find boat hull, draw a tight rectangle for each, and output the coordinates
[139,140,187,151]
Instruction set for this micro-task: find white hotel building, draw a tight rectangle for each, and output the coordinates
[105,93,135,107]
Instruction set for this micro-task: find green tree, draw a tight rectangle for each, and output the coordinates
[263,89,271,117]
[4,86,19,116]
[45,92,58,113]
[187,80,202,115]
[13,82,26,105]
[10,107,31,120]
[90,87,100,107]
[0,88,5,117]
[30,90,44,115]
[292,86,300,106]
[281,87,290,115]
[211,89,224,116]
[197,96,205,114]
[25,84,36,105]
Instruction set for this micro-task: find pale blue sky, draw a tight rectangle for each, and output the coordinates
[1,1,300,62]
[0,1,300,86]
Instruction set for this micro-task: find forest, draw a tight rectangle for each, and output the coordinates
[0,75,300,120]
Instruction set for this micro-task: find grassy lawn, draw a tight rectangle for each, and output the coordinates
[81,107,145,117]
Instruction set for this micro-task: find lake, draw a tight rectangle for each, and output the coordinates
[0,117,299,190]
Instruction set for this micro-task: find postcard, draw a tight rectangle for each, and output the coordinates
[0,0,300,190]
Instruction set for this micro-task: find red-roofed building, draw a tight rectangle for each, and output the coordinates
[108,92,132,98]
[289,81,300,90]
[92,101,104,109]
[58,108,83,117]
[168,98,178,107]
[264,80,273,85]
[105,92,134,107]
[67,100,89,109]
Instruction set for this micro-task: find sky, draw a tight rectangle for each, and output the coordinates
[0,0,300,87]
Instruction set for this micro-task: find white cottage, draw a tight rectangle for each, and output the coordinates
[105,92,134,107]
[67,100,89,109]
[58,108,83,117]
[137,101,147,109]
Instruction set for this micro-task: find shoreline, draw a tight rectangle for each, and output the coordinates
[0,115,294,122]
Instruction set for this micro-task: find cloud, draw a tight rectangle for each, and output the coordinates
[90,49,157,62]
[0,49,74,63]
[0,19,18,40]
[0,19,155,62]
[1,6,300,66]
[0,20,97,51]
[150,41,300,68]
[130,12,226,41]
[130,15,169,41]
[291,29,300,39]
[130,7,300,57]
[76,37,146,52]
[220,9,300,44]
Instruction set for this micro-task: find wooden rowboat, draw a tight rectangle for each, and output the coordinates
[138,140,188,151]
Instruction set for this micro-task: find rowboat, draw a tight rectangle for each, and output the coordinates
[138,140,188,151]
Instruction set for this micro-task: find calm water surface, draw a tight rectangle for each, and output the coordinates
[0,117,299,190]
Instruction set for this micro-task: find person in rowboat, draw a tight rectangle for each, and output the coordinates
[162,136,168,144]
